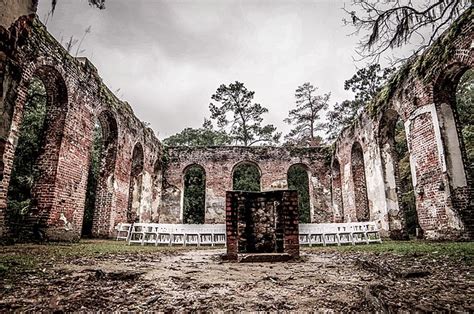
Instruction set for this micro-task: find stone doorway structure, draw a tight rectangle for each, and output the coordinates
[225,190,300,262]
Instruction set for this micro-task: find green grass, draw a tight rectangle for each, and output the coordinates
[1,240,472,277]
[43,239,191,256]
[0,239,221,276]
[0,254,38,276]
[2,239,221,259]
[303,240,474,258]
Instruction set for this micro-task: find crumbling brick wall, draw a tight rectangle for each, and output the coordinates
[333,9,473,240]
[162,146,333,224]
[0,15,162,241]
[0,4,471,242]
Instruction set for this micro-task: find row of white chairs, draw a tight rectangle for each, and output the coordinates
[115,221,382,246]
[117,223,226,246]
[298,222,382,246]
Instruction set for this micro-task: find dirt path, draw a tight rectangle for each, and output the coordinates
[1,247,472,311]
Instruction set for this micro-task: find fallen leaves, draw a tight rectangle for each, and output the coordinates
[0,244,472,311]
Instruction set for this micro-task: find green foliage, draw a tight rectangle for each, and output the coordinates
[163,119,232,147]
[210,81,281,146]
[287,165,310,223]
[7,78,47,231]
[233,163,260,192]
[325,99,363,141]
[183,166,206,224]
[368,62,412,117]
[82,124,103,236]
[307,240,474,259]
[413,8,473,81]
[345,64,395,104]
[326,64,394,141]
[456,69,474,179]
[284,83,329,146]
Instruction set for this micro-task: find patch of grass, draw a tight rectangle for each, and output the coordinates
[1,240,222,262]
[0,262,9,274]
[0,240,223,277]
[304,240,474,259]
[0,254,38,276]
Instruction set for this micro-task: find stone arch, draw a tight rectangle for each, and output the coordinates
[378,108,414,239]
[433,61,473,233]
[287,163,311,223]
[331,157,344,222]
[3,64,69,237]
[127,142,144,223]
[182,163,206,224]
[87,110,119,237]
[351,141,369,222]
[232,160,261,192]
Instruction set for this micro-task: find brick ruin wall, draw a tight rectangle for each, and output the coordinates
[161,146,332,224]
[333,9,473,240]
[0,15,162,241]
[0,7,472,241]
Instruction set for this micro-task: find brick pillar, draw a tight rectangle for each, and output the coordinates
[282,190,300,258]
[407,104,465,240]
[225,191,238,260]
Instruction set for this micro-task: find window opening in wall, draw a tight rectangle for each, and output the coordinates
[394,118,418,236]
[331,158,344,222]
[287,164,310,223]
[455,68,473,180]
[127,143,144,223]
[7,77,47,237]
[233,162,261,192]
[351,142,369,221]
[183,165,206,224]
[82,122,103,237]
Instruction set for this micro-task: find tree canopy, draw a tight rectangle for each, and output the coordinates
[284,83,329,146]
[163,119,231,147]
[344,64,395,104]
[325,64,393,140]
[209,81,281,146]
[232,163,260,192]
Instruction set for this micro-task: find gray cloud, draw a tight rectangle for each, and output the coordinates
[38,0,366,139]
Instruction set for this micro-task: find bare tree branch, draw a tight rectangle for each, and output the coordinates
[343,0,471,64]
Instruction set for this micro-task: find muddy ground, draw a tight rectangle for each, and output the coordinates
[0,241,472,311]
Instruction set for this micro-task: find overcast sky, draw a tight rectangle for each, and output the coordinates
[38,0,374,140]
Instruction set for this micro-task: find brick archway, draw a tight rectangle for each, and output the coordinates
[182,164,206,224]
[351,141,369,222]
[433,62,473,237]
[1,64,70,238]
[90,110,119,237]
[378,108,411,239]
[232,160,262,192]
[331,158,344,222]
[287,163,311,223]
[127,142,144,223]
